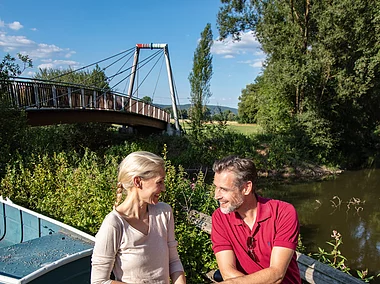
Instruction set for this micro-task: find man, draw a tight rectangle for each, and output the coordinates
[211,155,301,284]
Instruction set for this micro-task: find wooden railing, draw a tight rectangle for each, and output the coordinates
[0,78,170,123]
[188,210,364,284]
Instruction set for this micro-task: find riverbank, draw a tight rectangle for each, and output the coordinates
[257,162,343,182]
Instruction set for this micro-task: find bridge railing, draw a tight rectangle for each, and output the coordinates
[0,78,171,123]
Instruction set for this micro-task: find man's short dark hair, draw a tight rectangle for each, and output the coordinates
[213,155,257,191]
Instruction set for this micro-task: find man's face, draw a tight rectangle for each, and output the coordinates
[213,170,244,214]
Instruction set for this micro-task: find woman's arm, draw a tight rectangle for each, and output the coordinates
[170,271,186,284]
[91,213,122,284]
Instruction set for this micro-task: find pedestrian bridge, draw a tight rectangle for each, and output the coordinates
[1,78,172,133]
[1,43,183,134]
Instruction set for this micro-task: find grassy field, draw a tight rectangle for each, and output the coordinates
[226,121,263,136]
[177,120,263,136]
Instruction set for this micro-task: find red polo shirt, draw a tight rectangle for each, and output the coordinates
[211,196,301,284]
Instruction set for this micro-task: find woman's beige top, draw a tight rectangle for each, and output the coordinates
[91,202,184,284]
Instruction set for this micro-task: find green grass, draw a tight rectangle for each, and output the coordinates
[226,122,263,136]
[176,120,263,136]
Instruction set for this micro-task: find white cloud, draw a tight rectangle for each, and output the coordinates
[250,61,263,68]
[8,21,23,31]
[64,50,76,58]
[0,33,34,50]
[237,59,264,68]
[38,59,80,70]
[38,63,54,69]
[1,31,77,67]
[211,31,261,58]
[224,54,234,59]
[0,21,78,73]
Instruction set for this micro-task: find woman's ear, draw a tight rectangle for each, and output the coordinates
[133,176,142,188]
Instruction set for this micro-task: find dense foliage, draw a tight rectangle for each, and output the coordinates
[0,53,32,176]
[0,136,221,283]
[219,0,380,168]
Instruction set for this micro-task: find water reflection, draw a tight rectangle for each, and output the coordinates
[260,169,380,282]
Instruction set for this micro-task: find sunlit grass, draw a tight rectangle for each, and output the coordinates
[176,119,263,136]
[226,121,264,136]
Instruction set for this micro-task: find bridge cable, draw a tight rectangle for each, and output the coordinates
[49,47,135,81]
[68,49,136,92]
[172,75,186,131]
[130,50,164,99]
[32,48,144,109]
[25,48,136,108]
[109,49,162,92]
[151,53,165,102]
[62,48,136,89]
[106,51,135,85]
[129,51,165,113]
[123,49,163,112]
[107,49,162,82]
[78,48,162,110]
[78,49,163,110]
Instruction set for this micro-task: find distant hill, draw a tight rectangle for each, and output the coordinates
[155,104,238,115]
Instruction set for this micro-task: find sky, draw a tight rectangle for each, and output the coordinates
[0,0,265,109]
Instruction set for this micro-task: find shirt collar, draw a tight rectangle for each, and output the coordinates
[230,195,272,226]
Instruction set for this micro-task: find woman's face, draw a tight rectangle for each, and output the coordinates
[140,168,166,205]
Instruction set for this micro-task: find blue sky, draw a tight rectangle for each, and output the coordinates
[0,0,265,109]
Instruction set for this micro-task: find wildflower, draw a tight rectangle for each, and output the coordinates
[331,230,341,241]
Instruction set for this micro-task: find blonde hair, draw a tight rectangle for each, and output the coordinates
[115,151,164,207]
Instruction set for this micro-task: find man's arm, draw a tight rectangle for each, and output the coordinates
[215,250,245,280]
[218,246,295,284]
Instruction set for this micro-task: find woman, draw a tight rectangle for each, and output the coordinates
[91,151,186,284]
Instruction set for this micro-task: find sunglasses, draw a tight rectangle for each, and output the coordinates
[247,236,256,260]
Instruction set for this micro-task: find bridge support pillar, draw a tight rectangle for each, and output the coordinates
[166,123,180,136]
[119,125,134,134]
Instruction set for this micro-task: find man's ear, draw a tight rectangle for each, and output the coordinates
[133,176,142,188]
[242,181,253,195]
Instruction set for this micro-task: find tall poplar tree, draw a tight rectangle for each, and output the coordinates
[188,23,213,136]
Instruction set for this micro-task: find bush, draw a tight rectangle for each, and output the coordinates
[0,145,219,283]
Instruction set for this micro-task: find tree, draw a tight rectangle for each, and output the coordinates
[218,0,380,166]
[33,65,113,150]
[34,64,110,90]
[179,108,188,119]
[0,53,32,175]
[0,53,32,80]
[238,81,262,123]
[188,23,214,137]
[141,96,153,104]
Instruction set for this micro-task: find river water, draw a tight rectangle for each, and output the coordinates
[262,169,380,282]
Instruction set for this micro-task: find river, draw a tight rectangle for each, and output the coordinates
[262,169,380,283]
